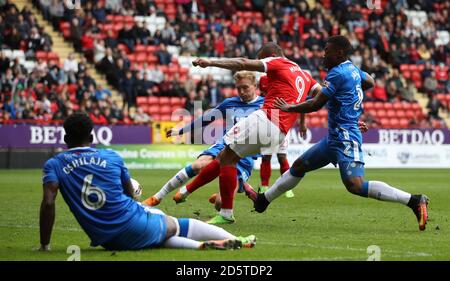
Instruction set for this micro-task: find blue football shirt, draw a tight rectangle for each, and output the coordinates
[42,147,146,246]
[321,60,366,146]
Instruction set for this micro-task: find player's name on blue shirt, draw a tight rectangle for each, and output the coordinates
[62,157,107,174]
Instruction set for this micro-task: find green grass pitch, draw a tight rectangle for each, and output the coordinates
[0,169,449,261]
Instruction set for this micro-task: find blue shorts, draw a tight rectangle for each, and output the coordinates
[298,138,365,180]
[200,141,254,192]
[101,205,167,250]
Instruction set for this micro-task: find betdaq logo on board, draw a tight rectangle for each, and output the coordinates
[29,126,113,146]
[378,129,445,145]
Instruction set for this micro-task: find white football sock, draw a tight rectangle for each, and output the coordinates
[186,219,235,241]
[265,170,302,202]
[155,168,191,200]
[368,181,411,205]
[164,236,202,249]
[219,209,234,219]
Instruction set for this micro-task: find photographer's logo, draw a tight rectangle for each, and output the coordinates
[65,0,81,9]
[366,0,381,10]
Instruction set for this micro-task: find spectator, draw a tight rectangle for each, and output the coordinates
[155,43,172,65]
[423,71,439,95]
[207,80,222,107]
[63,53,78,84]
[134,107,152,124]
[120,71,135,110]
[89,107,108,125]
[426,93,445,121]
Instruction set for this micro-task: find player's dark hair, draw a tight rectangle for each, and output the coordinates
[327,35,353,56]
[63,113,94,146]
[258,42,284,57]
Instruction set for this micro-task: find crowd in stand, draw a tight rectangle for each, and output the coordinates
[1,0,449,128]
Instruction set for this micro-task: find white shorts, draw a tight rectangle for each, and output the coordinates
[223,110,286,158]
[261,130,289,155]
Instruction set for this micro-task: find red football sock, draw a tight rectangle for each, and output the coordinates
[186,159,220,193]
[219,166,237,209]
[260,158,271,186]
[280,159,290,175]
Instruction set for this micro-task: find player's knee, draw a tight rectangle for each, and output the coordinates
[262,155,272,162]
[290,159,306,176]
[343,179,362,195]
[276,154,287,162]
[192,157,210,172]
[219,147,240,166]
[165,216,178,239]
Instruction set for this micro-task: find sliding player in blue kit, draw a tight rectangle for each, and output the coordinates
[39,113,256,251]
[248,36,429,231]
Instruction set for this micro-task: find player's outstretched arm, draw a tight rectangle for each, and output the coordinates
[274,91,329,114]
[299,114,307,139]
[192,58,265,72]
[39,182,59,251]
[362,72,375,91]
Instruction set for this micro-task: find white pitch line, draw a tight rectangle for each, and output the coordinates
[0,224,82,232]
[260,241,433,258]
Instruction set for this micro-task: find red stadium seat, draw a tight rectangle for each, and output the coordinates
[400,64,409,72]
[405,110,415,119]
[402,70,411,79]
[159,97,170,104]
[386,110,396,118]
[160,105,172,114]
[399,119,409,128]
[383,103,394,110]
[136,97,148,106]
[147,105,160,115]
[35,51,47,60]
[170,97,182,106]
[148,96,159,105]
[392,103,403,110]
[151,114,161,121]
[160,114,172,121]
[396,110,406,118]
[389,119,400,128]
[373,102,384,110]
[380,118,390,128]
[364,101,375,111]
[376,109,387,118]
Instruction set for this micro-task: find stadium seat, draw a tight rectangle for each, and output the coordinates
[383,103,394,110]
[136,97,148,106]
[148,96,159,105]
[399,119,409,128]
[160,105,172,114]
[35,51,47,60]
[148,105,160,115]
[364,101,375,111]
[170,97,182,106]
[396,111,406,118]
[376,109,387,118]
[160,114,172,121]
[373,102,384,110]
[386,110,396,118]
[159,97,170,104]
[390,119,400,128]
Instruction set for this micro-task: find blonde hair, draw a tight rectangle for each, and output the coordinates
[234,71,257,85]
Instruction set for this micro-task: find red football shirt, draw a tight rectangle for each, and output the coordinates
[260,57,319,134]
